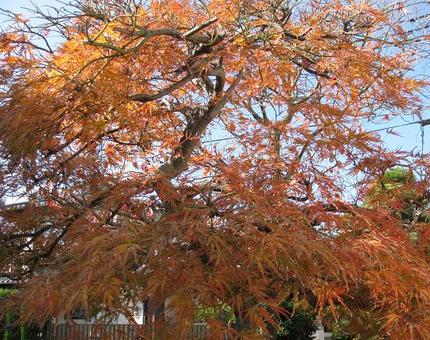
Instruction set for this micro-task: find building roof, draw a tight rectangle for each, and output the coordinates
[0,276,17,285]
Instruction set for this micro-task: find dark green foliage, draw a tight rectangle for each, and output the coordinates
[0,289,40,340]
[273,300,318,340]
[1,289,15,340]
[331,319,355,340]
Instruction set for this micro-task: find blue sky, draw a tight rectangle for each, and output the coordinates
[0,0,58,12]
[1,0,429,154]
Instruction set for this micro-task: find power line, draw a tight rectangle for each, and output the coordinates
[202,137,236,144]
[201,118,430,143]
[366,118,430,133]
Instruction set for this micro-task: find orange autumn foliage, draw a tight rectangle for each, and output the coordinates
[0,0,430,338]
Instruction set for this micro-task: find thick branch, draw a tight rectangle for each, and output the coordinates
[183,17,218,38]
[292,59,332,79]
[158,67,245,180]
[115,27,212,44]
[130,74,196,103]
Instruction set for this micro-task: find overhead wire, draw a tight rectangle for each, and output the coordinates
[202,118,430,144]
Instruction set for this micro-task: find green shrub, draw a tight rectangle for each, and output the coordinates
[273,300,318,340]
[0,289,32,340]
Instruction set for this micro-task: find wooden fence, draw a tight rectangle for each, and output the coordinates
[46,322,208,340]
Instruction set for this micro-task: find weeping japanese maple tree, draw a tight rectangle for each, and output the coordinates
[1,0,430,338]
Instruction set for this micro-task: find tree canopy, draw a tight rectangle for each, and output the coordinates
[0,0,430,338]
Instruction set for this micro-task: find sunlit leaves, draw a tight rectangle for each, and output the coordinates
[0,0,429,338]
